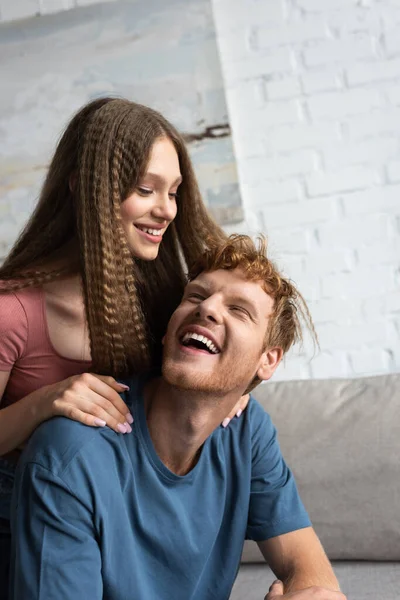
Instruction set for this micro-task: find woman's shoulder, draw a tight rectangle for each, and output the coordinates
[0,285,41,325]
[0,286,41,365]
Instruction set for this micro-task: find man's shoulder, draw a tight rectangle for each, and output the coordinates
[20,416,117,476]
[247,395,273,430]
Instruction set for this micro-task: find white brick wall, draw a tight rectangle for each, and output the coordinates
[1,0,400,381]
[212,0,400,380]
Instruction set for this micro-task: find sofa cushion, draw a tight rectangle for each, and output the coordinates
[242,374,400,561]
[231,561,400,600]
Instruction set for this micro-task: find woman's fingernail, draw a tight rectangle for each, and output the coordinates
[236,409,243,418]
[222,417,230,428]
[94,418,107,427]
[119,384,130,391]
[126,413,134,424]
[117,423,127,434]
[124,422,132,434]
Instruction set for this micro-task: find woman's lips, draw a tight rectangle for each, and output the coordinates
[134,224,165,243]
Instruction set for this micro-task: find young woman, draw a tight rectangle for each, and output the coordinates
[0,97,248,597]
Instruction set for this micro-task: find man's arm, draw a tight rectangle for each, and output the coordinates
[258,527,345,599]
[11,461,102,599]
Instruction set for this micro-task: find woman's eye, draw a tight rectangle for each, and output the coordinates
[169,192,178,199]
[137,187,153,196]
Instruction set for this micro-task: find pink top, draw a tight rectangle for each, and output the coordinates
[0,287,91,408]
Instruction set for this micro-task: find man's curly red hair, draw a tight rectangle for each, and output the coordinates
[188,235,317,390]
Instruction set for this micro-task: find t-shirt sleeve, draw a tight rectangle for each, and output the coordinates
[246,399,311,542]
[10,461,103,599]
[0,292,28,371]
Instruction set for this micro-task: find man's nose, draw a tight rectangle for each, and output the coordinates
[195,296,223,323]
[152,192,177,222]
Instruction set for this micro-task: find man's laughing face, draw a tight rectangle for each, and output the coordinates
[162,268,278,396]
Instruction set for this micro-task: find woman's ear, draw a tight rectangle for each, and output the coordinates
[256,347,283,382]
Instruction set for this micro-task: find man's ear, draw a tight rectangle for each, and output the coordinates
[256,347,283,382]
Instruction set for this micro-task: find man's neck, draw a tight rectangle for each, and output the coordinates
[144,378,243,476]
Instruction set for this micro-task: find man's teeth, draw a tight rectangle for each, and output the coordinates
[139,226,165,236]
[182,332,219,354]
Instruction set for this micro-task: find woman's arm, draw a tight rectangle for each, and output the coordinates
[0,372,134,456]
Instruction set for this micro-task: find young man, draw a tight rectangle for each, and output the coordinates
[10,235,346,600]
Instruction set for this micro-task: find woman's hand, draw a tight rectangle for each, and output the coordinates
[38,373,133,434]
[221,393,250,428]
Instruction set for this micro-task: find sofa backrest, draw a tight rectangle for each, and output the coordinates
[242,373,400,562]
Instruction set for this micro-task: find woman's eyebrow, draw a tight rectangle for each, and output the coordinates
[143,172,182,185]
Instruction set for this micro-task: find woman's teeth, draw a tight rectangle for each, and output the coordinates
[138,226,165,236]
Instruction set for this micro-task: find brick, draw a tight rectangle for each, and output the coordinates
[244,149,317,182]
[225,80,266,113]
[317,320,389,350]
[261,196,336,229]
[306,165,379,197]
[268,228,311,254]
[384,29,400,57]
[273,354,312,382]
[230,131,265,160]
[346,107,400,139]
[232,101,300,138]
[346,57,400,86]
[240,180,302,207]
[363,291,400,318]
[217,29,254,63]
[255,17,327,49]
[386,84,400,106]
[301,71,341,95]
[349,348,393,376]
[307,88,383,120]
[323,137,398,170]
[290,274,321,302]
[386,160,400,183]
[362,288,400,319]
[264,122,341,154]
[322,266,395,299]
[327,7,383,36]
[1,0,39,21]
[303,248,355,276]
[316,214,390,248]
[357,240,400,266]
[309,351,350,378]
[274,254,305,281]
[308,297,361,324]
[303,34,374,68]
[223,48,293,83]
[265,77,302,100]
[342,185,400,216]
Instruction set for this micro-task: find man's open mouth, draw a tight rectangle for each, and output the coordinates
[180,332,220,354]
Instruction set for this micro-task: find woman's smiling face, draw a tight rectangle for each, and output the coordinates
[120,137,182,261]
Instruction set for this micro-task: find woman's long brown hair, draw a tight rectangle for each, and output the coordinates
[0,98,226,377]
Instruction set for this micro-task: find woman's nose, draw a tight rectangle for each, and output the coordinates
[152,192,177,222]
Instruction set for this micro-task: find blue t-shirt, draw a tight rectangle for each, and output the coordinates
[10,378,310,600]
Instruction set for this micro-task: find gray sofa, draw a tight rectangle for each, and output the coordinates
[230,374,400,600]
